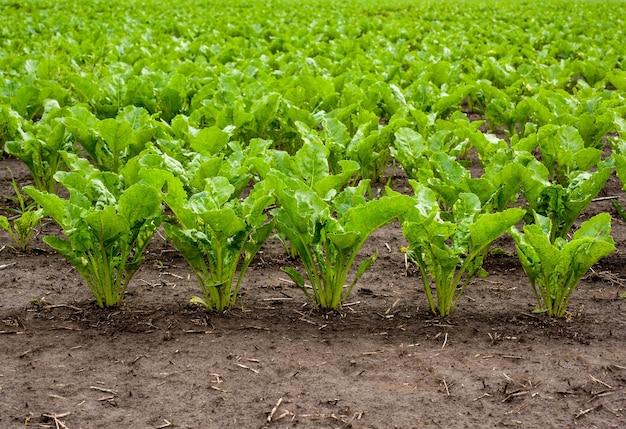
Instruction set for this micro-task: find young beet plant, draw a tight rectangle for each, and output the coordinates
[0,209,43,252]
[515,124,613,242]
[256,138,414,310]
[145,169,275,311]
[0,176,44,251]
[4,101,73,193]
[61,105,157,173]
[504,124,617,315]
[510,213,615,318]
[400,181,525,317]
[24,152,162,308]
[268,171,413,310]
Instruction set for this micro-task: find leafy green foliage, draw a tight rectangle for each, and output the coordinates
[0,105,22,152]
[511,213,615,318]
[61,106,157,173]
[259,139,414,310]
[146,168,275,311]
[400,181,525,317]
[4,102,73,193]
[0,176,43,251]
[1,0,625,318]
[514,125,614,243]
[23,152,162,308]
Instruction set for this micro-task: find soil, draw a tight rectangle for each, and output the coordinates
[1,156,625,429]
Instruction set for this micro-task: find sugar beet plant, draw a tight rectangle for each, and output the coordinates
[0,176,44,251]
[4,101,73,193]
[256,139,414,310]
[399,181,525,317]
[496,125,617,316]
[61,105,158,173]
[515,125,614,243]
[511,213,615,317]
[145,167,275,311]
[24,152,162,308]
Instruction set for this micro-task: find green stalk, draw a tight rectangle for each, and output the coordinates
[48,154,61,194]
[555,270,582,318]
[302,243,324,307]
[203,223,225,310]
[90,252,104,306]
[329,247,347,310]
[292,241,317,305]
[448,246,486,313]
[86,252,104,308]
[115,242,132,306]
[100,243,116,307]
[215,244,226,310]
[316,245,333,309]
[412,249,436,315]
[339,252,362,306]
[233,250,254,309]
[538,270,553,315]
[329,258,342,307]
[317,241,334,308]
[437,266,454,317]
[451,272,474,315]
[527,278,543,314]
[195,265,212,308]
[336,237,379,308]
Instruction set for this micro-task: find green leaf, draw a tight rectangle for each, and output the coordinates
[343,194,415,238]
[429,239,462,271]
[139,167,192,226]
[44,236,85,269]
[85,206,130,244]
[562,237,615,280]
[100,118,134,154]
[203,176,236,208]
[200,208,246,238]
[163,221,207,275]
[23,186,69,227]
[343,252,378,304]
[190,296,210,307]
[69,74,101,104]
[432,152,469,186]
[245,220,275,255]
[190,126,231,156]
[313,160,360,200]
[523,224,560,274]
[402,181,438,222]
[281,266,306,290]
[354,253,377,283]
[294,128,330,185]
[268,172,328,236]
[118,184,162,227]
[328,231,360,251]
[452,193,481,223]
[392,127,428,179]
[333,180,369,217]
[469,208,525,249]
[0,216,11,234]
[573,211,612,239]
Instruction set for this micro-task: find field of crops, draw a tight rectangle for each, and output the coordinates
[2,0,626,427]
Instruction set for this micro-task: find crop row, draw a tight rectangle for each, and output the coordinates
[1,0,626,318]
[1,120,621,318]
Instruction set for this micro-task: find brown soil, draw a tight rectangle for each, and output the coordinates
[1,157,625,429]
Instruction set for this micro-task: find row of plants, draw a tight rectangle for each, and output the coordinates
[2,0,626,157]
[1,0,626,318]
[4,94,623,199]
[1,118,619,318]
